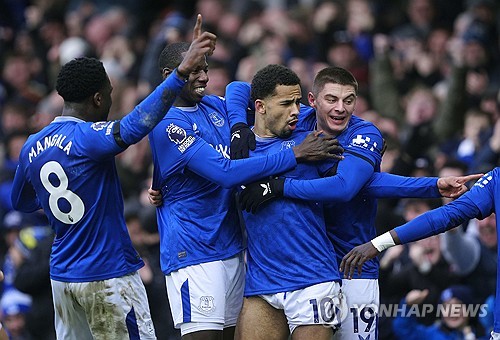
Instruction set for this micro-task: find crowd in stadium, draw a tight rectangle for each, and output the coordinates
[0,0,499,338]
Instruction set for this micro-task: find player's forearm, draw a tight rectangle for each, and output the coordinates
[119,69,186,145]
[284,157,372,201]
[225,81,252,127]
[363,173,440,198]
[189,145,297,188]
[394,197,480,244]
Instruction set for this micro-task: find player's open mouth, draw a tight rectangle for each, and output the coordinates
[288,119,298,129]
[330,116,345,124]
[194,87,206,96]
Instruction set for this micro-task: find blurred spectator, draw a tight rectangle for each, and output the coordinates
[442,213,497,305]
[393,285,485,339]
[438,109,491,169]
[379,199,458,326]
[13,227,55,340]
[0,289,32,340]
[0,130,30,218]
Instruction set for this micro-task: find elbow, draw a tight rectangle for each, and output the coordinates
[209,170,238,188]
[335,189,357,202]
[217,177,239,188]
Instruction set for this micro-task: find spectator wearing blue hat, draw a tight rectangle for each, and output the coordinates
[0,289,32,340]
[392,285,487,339]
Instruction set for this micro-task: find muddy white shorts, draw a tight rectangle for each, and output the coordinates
[51,271,156,340]
[166,252,245,336]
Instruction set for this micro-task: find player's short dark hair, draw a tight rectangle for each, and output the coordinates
[56,57,108,103]
[158,42,190,71]
[312,66,358,96]
[251,64,301,101]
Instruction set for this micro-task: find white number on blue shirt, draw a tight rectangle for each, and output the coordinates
[40,161,84,224]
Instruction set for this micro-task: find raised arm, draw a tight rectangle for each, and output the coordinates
[117,15,216,147]
[226,81,255,159]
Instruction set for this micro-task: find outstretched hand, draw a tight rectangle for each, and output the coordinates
[339,242,379,279]
[293,131,344,162]
[177,14,217,77]
[437,173,483,198]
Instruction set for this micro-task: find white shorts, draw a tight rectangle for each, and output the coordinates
[260,280,345,334]
[51,271,156,340]
[333,278,379,340]
[166,252,245,336]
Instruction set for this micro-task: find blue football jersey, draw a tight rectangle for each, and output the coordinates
[243,131,340,296]
[11,117,143,282]
[290,109,384,279]
[10,71,190,282]
[149,95,297,275]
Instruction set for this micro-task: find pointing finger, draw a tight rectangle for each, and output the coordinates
[193,14,202,40]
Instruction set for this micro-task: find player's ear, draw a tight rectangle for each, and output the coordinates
[162,67,173,79]
[307,91,316,108]
[254,99,266,115]
[92,92,102,107]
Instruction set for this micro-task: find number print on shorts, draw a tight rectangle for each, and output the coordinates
[309,297,340,324]
[40,161,84,224]
[350,306,376,333]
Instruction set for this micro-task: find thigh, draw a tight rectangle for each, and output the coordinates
[73,272,156,339]
[292,325,332,340]
[235,296,289,340]
[334,279,379,340]
[51,279,93,340]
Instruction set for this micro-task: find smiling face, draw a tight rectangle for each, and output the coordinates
[309,82,356,136]
[255,84,301,139]
[177,53,209,106]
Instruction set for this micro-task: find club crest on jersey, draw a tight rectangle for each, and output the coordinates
[198,296,215,314]
[91,121,111,131]
[280,140,296,150]
[166,123,195,153]
[209,112,225,127]
[351,135,378,152]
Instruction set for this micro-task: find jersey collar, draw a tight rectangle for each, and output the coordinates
[52,116,86,124]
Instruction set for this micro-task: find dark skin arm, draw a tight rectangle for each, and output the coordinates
[340,230,401,279]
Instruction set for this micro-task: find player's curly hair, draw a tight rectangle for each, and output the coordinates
[312,66,358,96]
[56,57,107,103]
[158,42,190,71]
[251,64,301,101]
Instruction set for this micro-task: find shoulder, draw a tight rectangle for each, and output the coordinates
[201,95,226,108]
[346,116,383,137]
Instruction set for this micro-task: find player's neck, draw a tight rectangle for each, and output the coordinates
[61,105,87,121]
